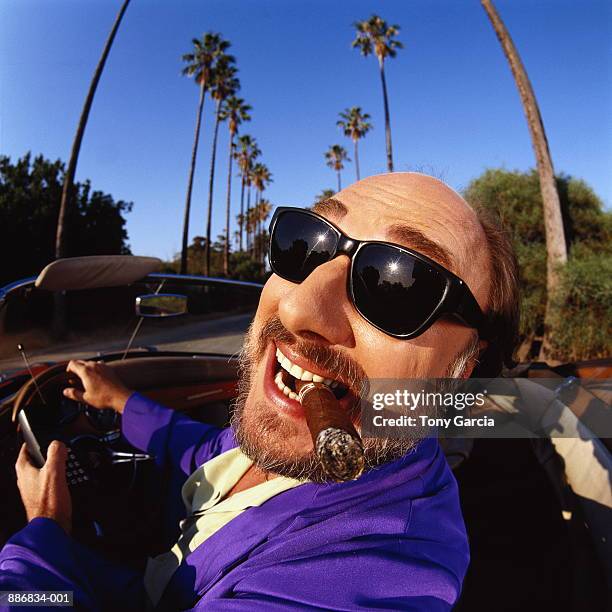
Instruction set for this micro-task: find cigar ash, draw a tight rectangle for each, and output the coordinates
[296,379,365,482]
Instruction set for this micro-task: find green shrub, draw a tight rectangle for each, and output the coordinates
[464,168,611,360]
[548,253,612,361]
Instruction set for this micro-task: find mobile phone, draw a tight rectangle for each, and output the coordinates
[17,410,90,485]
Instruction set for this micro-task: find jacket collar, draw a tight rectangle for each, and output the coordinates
[165,437,440,607]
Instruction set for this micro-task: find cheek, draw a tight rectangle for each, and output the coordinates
[252,276,282,327]
[354,321,468,379]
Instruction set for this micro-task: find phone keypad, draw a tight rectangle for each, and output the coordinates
[66,448,89,486]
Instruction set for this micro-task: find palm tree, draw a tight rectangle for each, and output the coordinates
[250,163,273,260]
[204,55,239,276]
[481,0,567,359]
[180,32,230,274]
[337,107,372,181]
[55,0,131,259]
[325,145,350,192]
[234,135,260,251]
[245,206,258,256]
[352,15,402,173]
[256,198,273,265]
[220,96,251,275]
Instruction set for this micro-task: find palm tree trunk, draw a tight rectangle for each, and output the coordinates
[353,139,360,181]
[55,0,131,259]
[378,59,394,173]
[204,101,222,276]
[239,175,245,251]
[481,0,567,360]
[224,132,235,276]
[254,191,260,261]
[337,170,341,192]
[181,81,206,274]
[246,184,252,254]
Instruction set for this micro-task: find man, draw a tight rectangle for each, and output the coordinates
[0,173,519,610]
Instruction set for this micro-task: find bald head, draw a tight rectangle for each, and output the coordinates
[314,172,492,311]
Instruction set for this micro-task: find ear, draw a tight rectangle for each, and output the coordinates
[461,339,488,379]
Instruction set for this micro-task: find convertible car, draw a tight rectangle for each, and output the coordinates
[0,255,609,610]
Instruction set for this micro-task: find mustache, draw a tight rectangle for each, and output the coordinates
[249,315,369,397]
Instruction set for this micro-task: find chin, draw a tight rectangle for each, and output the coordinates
[231,377,319,480]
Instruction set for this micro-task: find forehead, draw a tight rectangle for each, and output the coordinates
[313,173,490,298]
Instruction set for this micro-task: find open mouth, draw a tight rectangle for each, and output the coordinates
[273,347,350,401]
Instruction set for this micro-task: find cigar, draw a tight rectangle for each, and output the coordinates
[296,380,364,482]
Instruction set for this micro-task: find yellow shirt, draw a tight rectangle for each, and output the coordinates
[144,447,305,606]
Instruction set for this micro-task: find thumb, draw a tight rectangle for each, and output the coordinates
[45,440,68,474]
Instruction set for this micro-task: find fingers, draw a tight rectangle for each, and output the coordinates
[16,442,30,470]
[65,360,89,402]
[16,443,38,479]
[65,359,88,378]
[62,387,85,402]
[45,441,67,475]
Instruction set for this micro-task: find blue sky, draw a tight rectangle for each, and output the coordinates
[1,0,610,260]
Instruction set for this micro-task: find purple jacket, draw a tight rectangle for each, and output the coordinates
[0,393,469,610]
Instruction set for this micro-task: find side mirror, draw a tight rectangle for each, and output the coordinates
[135,293,188,318]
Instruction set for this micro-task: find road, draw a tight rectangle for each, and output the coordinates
[0,313,254,373]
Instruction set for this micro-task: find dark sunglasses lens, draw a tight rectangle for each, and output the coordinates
[270,211,338,282]
[352,245,447,336]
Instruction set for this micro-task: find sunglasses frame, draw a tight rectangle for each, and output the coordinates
[268,206,486,340]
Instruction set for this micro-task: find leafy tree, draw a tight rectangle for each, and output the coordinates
[168,235,265,282]
[180,33,231,274]
[314,189,336,206]
[325,145,350,192]
[220,96,251,275]
[229,250,266,282]
[337,107,372,181]
[352,15,402,172]
[547,254,611,361]
[204,54,239,276]
[0,154,131,287]
[464,168,611,361]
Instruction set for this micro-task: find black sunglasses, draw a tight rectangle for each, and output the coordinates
[268,207,486,340]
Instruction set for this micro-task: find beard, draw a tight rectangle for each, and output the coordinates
[230,315,419,483]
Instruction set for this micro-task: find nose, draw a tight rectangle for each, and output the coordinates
[277,256,355,347]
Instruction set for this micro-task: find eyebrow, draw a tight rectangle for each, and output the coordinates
[313,197,454,270]
[313,197,347,219]
[387,224,454,270]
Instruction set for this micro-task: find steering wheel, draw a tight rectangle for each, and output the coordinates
[12,361,151,496]
[9,361,168,560]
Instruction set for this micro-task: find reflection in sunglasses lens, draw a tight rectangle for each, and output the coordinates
[352,245,447,336]
[271,212,338,282]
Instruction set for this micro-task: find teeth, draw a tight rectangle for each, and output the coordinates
[275,346,343,391]
[275,370,300,401]
[289,364,303,379]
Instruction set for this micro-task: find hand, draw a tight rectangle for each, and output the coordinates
[16,441,72,534]
[64,360,131,413]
